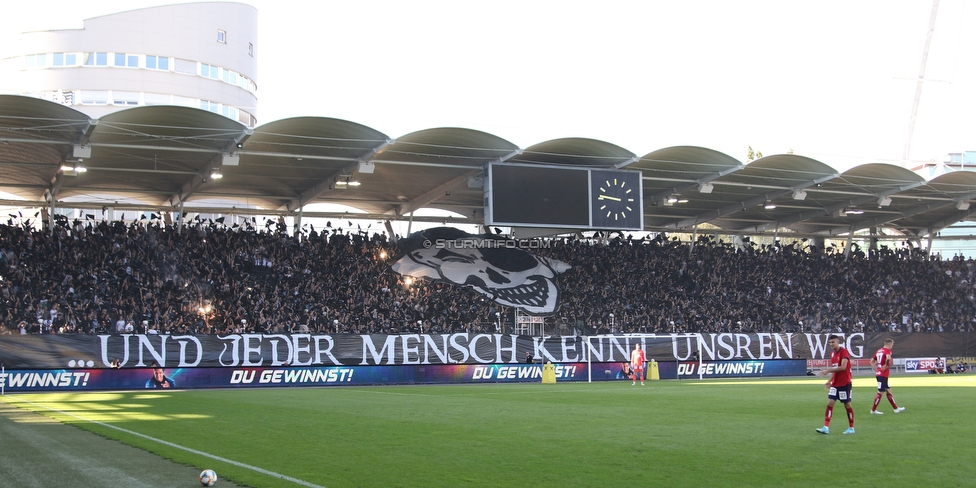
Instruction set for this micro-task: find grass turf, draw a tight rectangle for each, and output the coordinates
[3,374,974,487]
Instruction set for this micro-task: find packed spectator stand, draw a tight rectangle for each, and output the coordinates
[1,217,974,336]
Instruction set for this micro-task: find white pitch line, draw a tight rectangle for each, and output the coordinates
[6,396,326,488]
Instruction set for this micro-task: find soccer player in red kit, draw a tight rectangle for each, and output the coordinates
[631,343,646,386]
[870,338,906,414]
[816,335,855,435]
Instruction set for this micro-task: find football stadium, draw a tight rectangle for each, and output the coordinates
[2,2,976,487]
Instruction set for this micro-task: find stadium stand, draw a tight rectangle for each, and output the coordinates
[1,220,974,336]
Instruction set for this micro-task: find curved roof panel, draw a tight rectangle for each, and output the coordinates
[1,95,975,238]
[0,96,92,201]
[886,170,976,236]
[511,138,636,167]
[65,105,249,206]
[222,117,393,211]
[94,105,247,148]
[635,146,741,174]
[247,117,389,157]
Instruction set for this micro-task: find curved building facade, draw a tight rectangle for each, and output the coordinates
[0,2,258,126]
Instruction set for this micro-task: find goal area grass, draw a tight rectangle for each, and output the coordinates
[2,374,974,487]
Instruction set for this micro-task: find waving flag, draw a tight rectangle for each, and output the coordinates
[391,227,570,315]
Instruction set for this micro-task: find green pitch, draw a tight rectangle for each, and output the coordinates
[3,375,974,487]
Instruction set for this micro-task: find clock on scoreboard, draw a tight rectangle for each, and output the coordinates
[589,169,643,231]
[485,163,643,231]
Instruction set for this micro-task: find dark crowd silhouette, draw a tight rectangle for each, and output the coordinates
[1,217,974,336]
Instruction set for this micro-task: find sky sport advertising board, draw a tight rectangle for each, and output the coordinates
[904,358,943,373]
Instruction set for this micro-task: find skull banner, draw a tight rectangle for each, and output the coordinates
[391,227,570,315]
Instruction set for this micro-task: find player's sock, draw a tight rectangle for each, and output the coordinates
[873,393,882,411]
[824,405,833,427]
[846,404,855,428]
[887,392,898,409]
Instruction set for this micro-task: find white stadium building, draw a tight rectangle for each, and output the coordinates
[0,2,258,127]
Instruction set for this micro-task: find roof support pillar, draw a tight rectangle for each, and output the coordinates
[177,201,184,236]
[844,227,854,260]
[810,236,824,254]
[45,204,54,232]
[927,229,935,260]
[868,227,877,260]
[295,208,303,239]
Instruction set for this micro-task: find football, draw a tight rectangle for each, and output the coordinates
[199,469,218,486]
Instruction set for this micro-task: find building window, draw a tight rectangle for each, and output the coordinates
[146,55,169,71]
[239,75,256,93]
[25,54,47,68]
[200,63,219,79]
[84,52,108,66]
[238,111,255,127]
[114,53,139,67]
[221,69,237,85]
[217,29,227,43]
[200,100,220,113]
[112,91,140,106]
[53,53,77,67]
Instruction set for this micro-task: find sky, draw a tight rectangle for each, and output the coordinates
[2,0,975,171]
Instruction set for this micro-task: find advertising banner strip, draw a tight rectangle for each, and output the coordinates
[904,357,943,373]
[674,360,807,379]
[0,332,970,370]
[806,358,873,368]
[1,360,807,392]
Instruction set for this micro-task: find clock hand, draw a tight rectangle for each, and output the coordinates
[598,195,621,202]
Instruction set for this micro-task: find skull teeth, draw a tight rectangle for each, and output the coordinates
[482,278,551,307]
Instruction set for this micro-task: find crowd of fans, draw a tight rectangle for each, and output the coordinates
[1,217,975,336]
[537,234,976,335]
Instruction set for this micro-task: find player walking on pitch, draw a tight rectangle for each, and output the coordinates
[870,338,906,415]
[816,335,855,435]
[631,343,646,386]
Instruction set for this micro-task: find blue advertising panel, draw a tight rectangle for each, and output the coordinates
[0,363,593,392]
[0,360,807,392]
[673,360,807,379]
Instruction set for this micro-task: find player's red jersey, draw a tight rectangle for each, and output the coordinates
[631,349,646,371]
[829,346,853,387]
[873,347,892,378]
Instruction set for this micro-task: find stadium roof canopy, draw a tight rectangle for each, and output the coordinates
[2,94,976,239]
